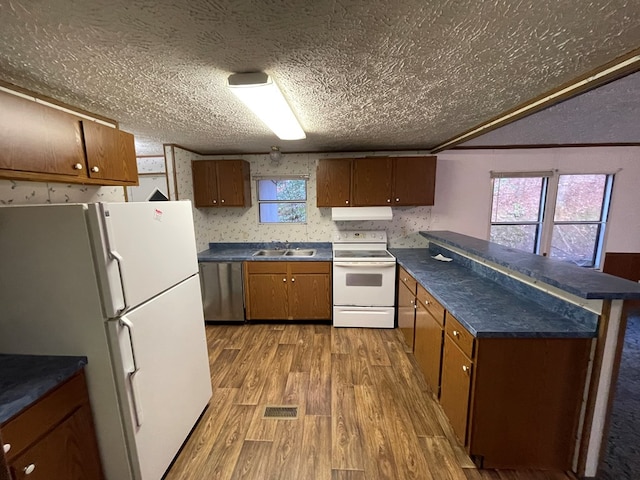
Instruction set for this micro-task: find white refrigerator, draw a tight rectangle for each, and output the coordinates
[0,201,212,480]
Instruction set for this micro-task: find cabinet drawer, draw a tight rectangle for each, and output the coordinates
[289,261,331,274]
[416,285,445,326]
[245,261,288,274]
[445,314,475,359]
[2,372,87,463]
[398,267,417,295]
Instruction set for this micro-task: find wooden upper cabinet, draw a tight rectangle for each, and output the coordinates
[192,160,251,208]
[316,158,352,207]
[0,89,138,185]
[82,121,138,183]
[0,89,86,177]
[393,156,437,206]
[216,160,251,206]
[352,157,393,206]
[192,161,218,207]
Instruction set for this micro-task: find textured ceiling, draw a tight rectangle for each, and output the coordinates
[460,71,640,146]
[0,0,638,155]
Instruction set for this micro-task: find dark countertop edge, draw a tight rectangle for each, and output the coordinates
[198,243,333,262]
[392,250,597,340]
[420,231,640,300]
[0,354,87,424]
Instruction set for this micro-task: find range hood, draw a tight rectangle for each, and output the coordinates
[331,206,393,221]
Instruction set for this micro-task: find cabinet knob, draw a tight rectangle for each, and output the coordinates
[221,199,225,203]
[462,365,470,375]
[410,300,414,304]
[395,198,400,202]
[403,277,407,282]
[90,166,100,173]
[24,464,36,475]
[345,200,349,204]
[283,278,287,282]
[452,330,460,338]
[291,277,295,282]
[2,443,10,453]
[73,163,83,170]
[213,200,217,204]
[386,199,391,203]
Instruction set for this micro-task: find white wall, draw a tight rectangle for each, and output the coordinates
[432,147,640,253]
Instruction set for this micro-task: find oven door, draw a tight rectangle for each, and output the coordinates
[332,261,396,307]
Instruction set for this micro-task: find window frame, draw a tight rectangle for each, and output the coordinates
[256,176,308,224]
[489,172,551,255]
[489,171,615,268]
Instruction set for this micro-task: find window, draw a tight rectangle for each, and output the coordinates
[257,178,307,223]
[490,172,614,268]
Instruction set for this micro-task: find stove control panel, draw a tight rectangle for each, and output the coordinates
[333,230,387,244]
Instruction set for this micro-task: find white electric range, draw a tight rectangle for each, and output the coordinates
[332,230,396,328]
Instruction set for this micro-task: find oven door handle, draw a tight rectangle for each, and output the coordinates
[333,261,396,267]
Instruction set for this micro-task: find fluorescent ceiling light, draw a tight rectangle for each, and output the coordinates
[227,72,306,140]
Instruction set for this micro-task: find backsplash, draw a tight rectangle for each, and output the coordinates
[0,179,125,205]
[173,146,433,251]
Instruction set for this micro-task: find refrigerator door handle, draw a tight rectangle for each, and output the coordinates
[110,250,130,313]
[100,204,129,314]
[120,317,144,427]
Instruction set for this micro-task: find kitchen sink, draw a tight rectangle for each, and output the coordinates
[252,249,286,256]
[252,249,317,257]
[284,249,316,257]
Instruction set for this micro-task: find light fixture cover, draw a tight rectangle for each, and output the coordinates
[227,72,306,140]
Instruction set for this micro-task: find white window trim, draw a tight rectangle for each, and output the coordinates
[256,177,308,225]
[489,171,616,268]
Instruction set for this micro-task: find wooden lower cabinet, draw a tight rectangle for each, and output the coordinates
[439,334,473,444]
[414,299,444,396]
[245,261,331,321]
[438,319,592,469]
[2,370,104,480]
[397,280,416,350]
[397,268,592,470]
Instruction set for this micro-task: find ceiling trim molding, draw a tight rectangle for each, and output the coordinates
[0,78,119,127]
[452,143,640,150]
[431,47,640,154]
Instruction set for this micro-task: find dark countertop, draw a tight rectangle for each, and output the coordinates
[0,354,87,424]
[198,242,333,262]
[391,248,598,339]
[421,230,640,300]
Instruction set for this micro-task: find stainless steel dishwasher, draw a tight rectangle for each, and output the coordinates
[198,262,245,322]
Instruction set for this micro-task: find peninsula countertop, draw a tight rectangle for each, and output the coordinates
[391,248,598,339]
[198,242,333,262]
[0,354,87,424]
[421,230,640,300]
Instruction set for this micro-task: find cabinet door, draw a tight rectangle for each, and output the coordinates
[352,157,393,206]
[246,273,289,319]
[397,282,416,351]
[393,156,437,206]
[289,273,331,319]
[116,130,139,183]
[0,90,86,177]
[316,159,352,207]
[440,335,473,445]
[9,404,103,480]
[414,302,443,395]
[217,160,250,207]
[82,121,133,182]
[192,160,219,207]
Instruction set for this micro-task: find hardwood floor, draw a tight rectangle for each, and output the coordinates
[164,324,574,480]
